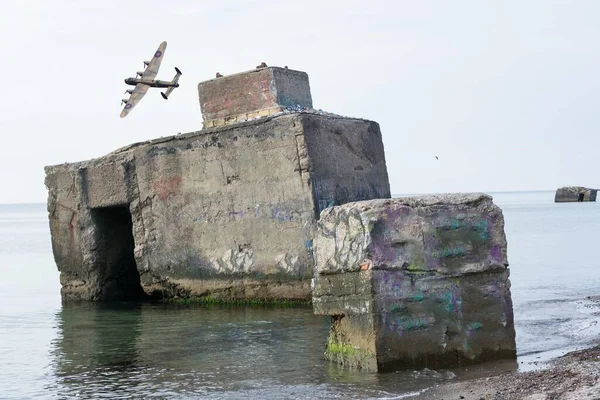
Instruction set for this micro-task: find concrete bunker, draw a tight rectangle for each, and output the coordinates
[45,66,391,302]
[555,186,598,202]
[89,205,145,301]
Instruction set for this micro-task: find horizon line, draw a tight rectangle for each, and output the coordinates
[0,188,559,206]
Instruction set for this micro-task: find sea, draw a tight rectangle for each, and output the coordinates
[1,191,599,399]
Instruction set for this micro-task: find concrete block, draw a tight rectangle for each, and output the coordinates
[312,194,516,371]
[198,67,312,123]
[314,194,508,276]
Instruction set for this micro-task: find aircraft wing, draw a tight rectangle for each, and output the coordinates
[141,41,167,82]
[120,83,150,118]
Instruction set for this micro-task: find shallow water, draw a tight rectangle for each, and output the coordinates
[0,191,598,399]
[494,191,600,368]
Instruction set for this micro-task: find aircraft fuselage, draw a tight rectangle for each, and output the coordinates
[124,78,179,88]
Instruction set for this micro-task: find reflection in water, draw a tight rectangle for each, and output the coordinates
[46,303,464,399]
[49,303,145,397]
[47,304,330,398]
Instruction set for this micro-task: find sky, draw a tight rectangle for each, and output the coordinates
[1,0,599,203]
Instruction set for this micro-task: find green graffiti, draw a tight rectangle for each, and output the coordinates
[436,291,462,313]
[391,316,430,331]
[434,246,466,259]
[473,220,489,240]
[401,317,429,331]
[389,304,407,313]
[412,292,424,302]
[467,321,483,331]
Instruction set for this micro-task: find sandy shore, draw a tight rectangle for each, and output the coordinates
[412,346,600,400]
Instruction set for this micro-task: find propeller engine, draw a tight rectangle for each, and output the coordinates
[136,71,144,78]
[121,99,129,105]
[143,61,150,67]
[124,89,133,95]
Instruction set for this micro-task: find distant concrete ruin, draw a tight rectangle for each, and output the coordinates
[555,186,597,203]
[44,66,391,301]
[312,194,516,371]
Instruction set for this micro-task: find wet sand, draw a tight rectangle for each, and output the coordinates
[413,345,600,400]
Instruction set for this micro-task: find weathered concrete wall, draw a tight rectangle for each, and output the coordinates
[199,67,312,128]
[312,194,516,371]
[45,112,390,301]
[303,116,389,217]
[555,186,597,202]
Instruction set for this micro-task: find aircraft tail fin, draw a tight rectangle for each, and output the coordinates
[161,67,182,100]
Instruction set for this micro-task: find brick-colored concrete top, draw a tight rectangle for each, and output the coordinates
[198,67,312,126]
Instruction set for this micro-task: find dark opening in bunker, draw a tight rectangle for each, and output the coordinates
[578,193,585,202]
[90,205,145,301]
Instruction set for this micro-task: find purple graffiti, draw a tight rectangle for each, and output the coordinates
[490,244,502,262]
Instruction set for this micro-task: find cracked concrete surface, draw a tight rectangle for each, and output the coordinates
[45,112,390,301]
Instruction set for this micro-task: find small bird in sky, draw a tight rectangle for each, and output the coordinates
[435,156,439,160]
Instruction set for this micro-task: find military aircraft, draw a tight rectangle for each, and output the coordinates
[120,41,182,118]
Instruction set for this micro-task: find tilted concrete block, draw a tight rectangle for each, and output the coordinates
[312,193,516,371]
[198,67,312,126]
[314,193,508,275]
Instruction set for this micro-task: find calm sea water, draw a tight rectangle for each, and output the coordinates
[1,191,599,399]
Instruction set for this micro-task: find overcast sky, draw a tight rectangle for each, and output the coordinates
[1,0,598,203]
